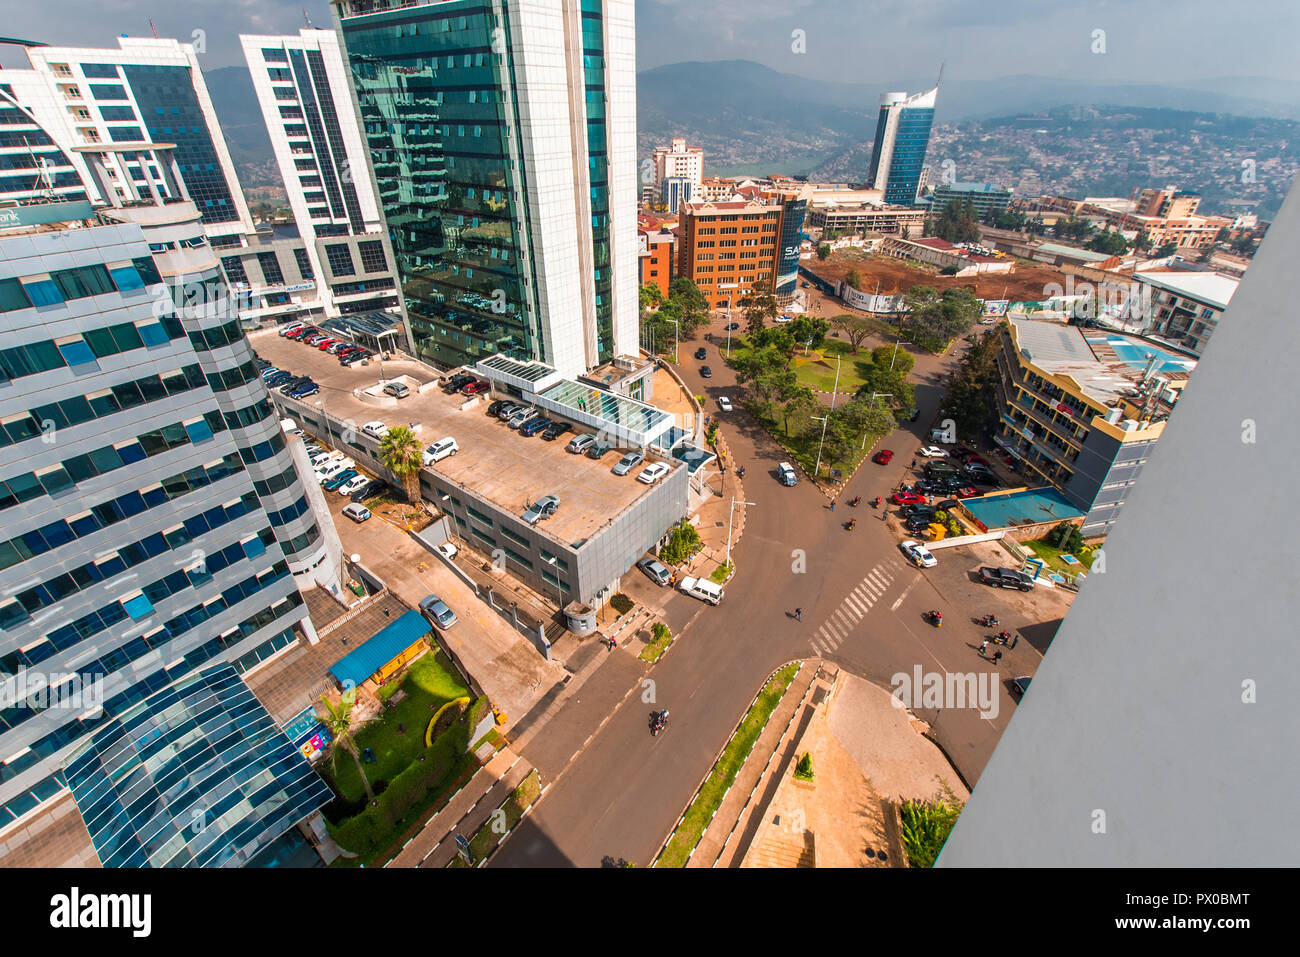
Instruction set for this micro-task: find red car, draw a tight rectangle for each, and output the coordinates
[952,486,980,499]
[873,449,894,465]
[460,380,490,396]
[316,338,340,350]
[892,491,927,506]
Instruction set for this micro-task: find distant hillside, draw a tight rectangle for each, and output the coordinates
[205,65,283,190]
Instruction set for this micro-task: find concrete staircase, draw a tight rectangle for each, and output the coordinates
[744,830,816,869]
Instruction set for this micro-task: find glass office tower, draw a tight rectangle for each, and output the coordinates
[332,0,639,378]
[0,142,322,829]
[866,87,938,206]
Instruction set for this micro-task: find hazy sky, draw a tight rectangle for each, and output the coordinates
[1,0,1296,86]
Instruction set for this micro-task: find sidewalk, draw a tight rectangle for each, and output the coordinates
[685,660,820,867]
[385,746,533,868]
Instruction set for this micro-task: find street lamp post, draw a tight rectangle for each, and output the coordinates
[726,498,756,568]
[724,297,734,357]
[861,391,893,449]
[811,414,829,479]
[666,318,679,364]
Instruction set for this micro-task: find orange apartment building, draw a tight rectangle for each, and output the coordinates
[1028,187,1228,250]
[638,226,675,298]
[676,200,784,309]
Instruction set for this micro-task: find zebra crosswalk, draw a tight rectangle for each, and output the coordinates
[808,564,895,656]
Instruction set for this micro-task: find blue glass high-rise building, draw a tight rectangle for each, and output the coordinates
[330,0,640,379]
[866,86,938,207]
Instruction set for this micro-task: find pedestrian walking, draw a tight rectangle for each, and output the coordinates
[1010,635,1019,650]
[795,607,803,622]
[830,500,835,512]
[910,458,916,469]
[992,650,1003,665]
[979,639,989,655]
[608,636,617,650]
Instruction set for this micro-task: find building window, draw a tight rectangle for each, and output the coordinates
[220,256,248,285]
[325,244,356,277]
[293,248,314,281]
[257,252,284,286]
[358,240,388,274]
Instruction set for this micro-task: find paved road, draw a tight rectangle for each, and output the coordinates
[492,331,1037,867]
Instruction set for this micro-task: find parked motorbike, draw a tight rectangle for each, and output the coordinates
[846,519,857,530]
[926,610,943,628]
[979,614,1000,628]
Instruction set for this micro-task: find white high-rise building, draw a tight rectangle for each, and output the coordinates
[332,0,640,377]
[652,137,704,200]
[238,29,402,321]
[12,37,256,247]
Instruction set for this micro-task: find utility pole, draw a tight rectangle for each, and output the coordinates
[812,414,829,479]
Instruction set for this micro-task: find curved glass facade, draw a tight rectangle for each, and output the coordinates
[65,665,331,868]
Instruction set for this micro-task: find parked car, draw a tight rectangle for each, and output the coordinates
[679,576,723,606]
[873,449,894,465]
[279,377,310,394]
[637,462,671,484]
[918,446,949,458]
[487,400,509,417]
[496,402,524,420]
[566,433,597,454]
[435,542,458,561]
[418,595,458,629]
[443,373,474,392]
[328,341,353,354]
[509,408,541,430]
[904,515,935,534]
[361,421,389,439]
[522,494,560,525]
[699,365,713,378]
[290,382,319,399]
[951,485,980,499]
[585,442,617,460]
[279,322,307,337]
[978,567,1035,591]
[340,350,370,366]
[519,417,551,437]
[322,468,358,491]
[260,366,281,380]
[383,382,410,399]
[317,459,354,483]
[265,371,293,387]
[350,480,388,503]
[902,503,937,519]
[338,474,370,496]
[637,556,672,587]
[936,499,960,511]
[725,322,740,330]
[892,491,927,506]
[541,420,573,441]
[612,451,645,476]
[900,540,938,568]
[423,437,459,464]
[341,503,371,523]
[694,347,707,360]
[718,396,733,412]
[316,338,341,350]
[460,380,490,396]
[777,462,798,486]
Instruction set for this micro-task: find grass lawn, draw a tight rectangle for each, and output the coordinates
[328,650,471,803]
[791,351,872,393]
[1024,539,1097,576]
[639,624,675,663]
[655,662,801,868]
[462,769,542,864]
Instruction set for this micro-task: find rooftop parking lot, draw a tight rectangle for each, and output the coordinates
[251,329,673,545]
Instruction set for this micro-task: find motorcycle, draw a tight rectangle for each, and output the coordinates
[845,519,857,530]
[979,614,1000,628]
[849,496,861,507]
[926,610,943,628]
[872,497,882,509]
[650,709,669,736]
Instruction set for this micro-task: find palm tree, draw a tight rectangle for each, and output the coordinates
[320,695,374,802]
[378,424,423,503]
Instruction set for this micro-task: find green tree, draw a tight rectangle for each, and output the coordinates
[1133,230,1153,254]
[659,521,702,565]
[817,243,831,261]
[904,286,982,352]
[789,316,829,351]
[639,283,664,310]
[739,279,779,337]
[831,313,875,353]
[1086,229,1129,256]
[320,695,375,802]
[795,752,814,781]
[844,268,863,291]
[778,384,818,437]
[1154,241,1178,258]
[378,424,424,503]
[669,277,709,335]
[944,328,1001,439]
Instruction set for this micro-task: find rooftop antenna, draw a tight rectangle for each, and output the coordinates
[303,6,313,27]
[936,61,945,91]
[148,18,158,39]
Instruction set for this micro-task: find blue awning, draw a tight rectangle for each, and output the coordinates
[329,610,430,687]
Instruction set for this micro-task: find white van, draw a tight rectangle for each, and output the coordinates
[423,437,459,464]
[678,576,724,606]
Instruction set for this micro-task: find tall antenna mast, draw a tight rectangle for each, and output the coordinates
[303,6,313,27]
[936,61,945,90]
[148,18,159,39]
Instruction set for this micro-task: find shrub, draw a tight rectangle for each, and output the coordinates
[795,752,814,781]
[652,622,671,643]
[659,521,702,566]
[610,593,634,616]
[900,796,962,868]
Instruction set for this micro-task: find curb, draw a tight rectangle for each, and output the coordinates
[651,660,805,868]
